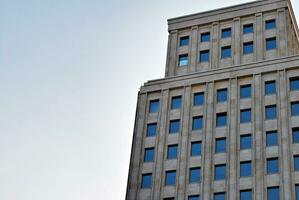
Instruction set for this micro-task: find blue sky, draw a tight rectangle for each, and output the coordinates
[0,0,298,199]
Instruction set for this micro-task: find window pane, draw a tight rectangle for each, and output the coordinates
[193,116,203,130]
[179,54,189,66]
[221,46,231,58]
[201,32,210,42]
[243,24,254,34]
[243,42,254,54]
[267,158,279,174]
[214,192,226,200]
[194,92,204,106]
[215,164,226,180]
[217,88,228,102]
[147,123,157,137]
[149,99,159,113]
[180,36,189,46]
[266,19,276,30]
[200,50,210,62]
[265,81,276,95]
[171,96,182,109]
[144,148,155,162]
[217,113,227,127]
[189,168,201,183]
[296,185,299,200]
[266,37,276,50]
[169,120,180,133]
[266,131,278,146]
[165,171,176,185]
[189,195,200,200]
[293,128,299,143]
[267,187,279,200]
[266,105,277,119]
[241,190,252,200]
[290,78,299,91]
[241,109,251,123]
[240,85,251,99]
[240,161,252,177]
[191,142,202,156]
[142,174,152,188]
[222,28,231,38]
[294,155,299,171]
[167,145,178,159]
[215,138,226,153]
[292,102,299,116]
[240,134,252,149]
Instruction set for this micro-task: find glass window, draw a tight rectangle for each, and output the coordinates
[290,77,299,91]
[180,36,189,46]
[291,102,299,116]
[296,185,299,200]
[189,167,201,183]
[189,195,200,200]
[221,46,231,58]
[293,128,299,143]
[201,32,210,42]
[266,19,276,30]
[179,54,189,66]
[266,37,276,50]
[266,131,278,146]
[243,24,254,34]
[265,81,276,95]
[149,99,159,113]
[294,155,299,171]
[191,142,202,156]
[216,113,227,127]
[165,171,176,186]
[144,148,155,162]
[194,92,204,106]
[243,42,254,54]
[240,109,251,123]
[267,158,279,174]
[214,192,226,200]
[164,198,174,200]
[240,134,252,150]
[240,161,252,177]
[192,116,203,130]
[222,28,231,38]
[215,138,226,153]
[267,187,279,200]
[169,119,180,134]
[200,50,210,62]
[167,144,178,159]
[217,88,228,102]
[141,174,152,188]
[265,105,277,120]
[171,96,182,110]
[215,164,226,180]
[240,85,251,99]
[147,123,157,137]
[240,190,252,200]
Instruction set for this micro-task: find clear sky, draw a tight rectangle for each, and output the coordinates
[0,0,298,199]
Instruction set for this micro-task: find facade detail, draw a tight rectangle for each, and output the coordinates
[126,0,299,199]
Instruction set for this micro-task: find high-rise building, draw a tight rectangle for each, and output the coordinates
[126,0,299,199]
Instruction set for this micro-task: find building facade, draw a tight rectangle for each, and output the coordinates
[126,0,299,199]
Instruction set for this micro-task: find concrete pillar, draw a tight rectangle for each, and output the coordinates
[211,22,219,69]
[233,18,241,65]
[166,31,178,77]
[190,26,199,73]
[278,8,288,57]
[255,13,263,61]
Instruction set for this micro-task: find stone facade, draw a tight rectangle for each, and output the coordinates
[126,0,299,199]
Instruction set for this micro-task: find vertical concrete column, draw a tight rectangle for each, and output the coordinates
[278,70,292,199]
[211,22,219,69]
[253,74,264,200]
[126,93,148,200]
[166,31,178,77]
[255,13,263,61]
[152,89,170,200]
[190,26,199,73]
[177,86,192,199]
[202,82,214,200]
[233,18,241,65]
[228,78,238,200]
[278,8,288,57]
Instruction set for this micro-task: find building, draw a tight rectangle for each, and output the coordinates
[126,0,299,199]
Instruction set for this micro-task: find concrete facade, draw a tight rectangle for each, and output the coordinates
[126,0,299,199]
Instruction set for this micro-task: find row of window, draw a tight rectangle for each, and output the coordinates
[179,19,276,47]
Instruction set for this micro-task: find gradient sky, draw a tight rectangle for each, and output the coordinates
[0,0,298,199]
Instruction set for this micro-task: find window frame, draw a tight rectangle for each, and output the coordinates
[180,36,190,46]
[144,147,155,162]
[178,54,189,67]
[265,80,276,95]
[266,37,277,50]
[221,46,232,59]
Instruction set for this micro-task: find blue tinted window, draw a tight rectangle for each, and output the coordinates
[189,167,201,183]
[243,42,254,54]
[214,193,226,200]
[290,78,299,91]
[201,32,210,42]
[179,54,189,66]
[293,128,299,143]
[217,88,228,102]
[193,116,203,130]
[167,145,178,159]
[222,28,231,38]
[142,174,152,188]
[241,190,252,200]
[241,109,251,123]
[189,195,200,200]
[265,81,276,95]
[171,96,182,109]
[266,131,278,146]
[217,113,227,127]
[267,187,279,200]
[266,19,276,30]
[169,120,180,134]
[147,123,157,137]
[180,36,189,46]
[266,105,277,119]
[215,138,226,153]
[296,185,299,200]
[191,142,202,156]
[144,148,155,162]
[221,46,231,58]
[200,50,210,62]
[215,164,226,180]
[266,37,276,50]
[267,158,279,174]
[194,92,204,106]
[243,24,254,34]
[292,102,299,116]
[240,161,252,177]
[295,155,299,171]
[240,85,251,99]
[240,134,252,149]
[149,99,159,113]
[165,171,176,186]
